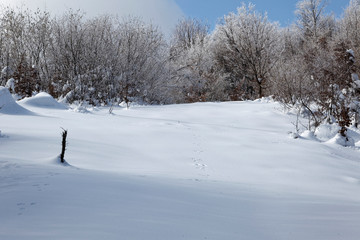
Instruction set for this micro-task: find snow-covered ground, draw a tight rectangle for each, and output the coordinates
[1,88,360,240]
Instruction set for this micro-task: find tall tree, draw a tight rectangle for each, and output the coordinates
[212,3,280,99]
[114,17,167,106]
[170,18,216,103]
[338,0,360,55]
[295,0,334,41]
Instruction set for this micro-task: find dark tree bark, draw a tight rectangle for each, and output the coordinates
[60,129,67,163]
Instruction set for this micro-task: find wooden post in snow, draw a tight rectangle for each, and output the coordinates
[60,129,67,163]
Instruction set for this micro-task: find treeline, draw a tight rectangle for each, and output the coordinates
[1,0,360,135]
[0,9,170,106]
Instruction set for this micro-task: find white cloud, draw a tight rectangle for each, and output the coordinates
[0,0,185,36]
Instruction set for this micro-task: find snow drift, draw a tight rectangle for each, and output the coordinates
[0,87,33,115]
[19,92,68,110]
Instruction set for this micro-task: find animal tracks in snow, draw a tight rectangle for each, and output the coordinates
[188,127,210,177]
[16,202,37,216]
[0,161,59,217]
[193,158,207,170]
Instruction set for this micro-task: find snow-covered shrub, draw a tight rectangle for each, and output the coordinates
[327,133,355,147]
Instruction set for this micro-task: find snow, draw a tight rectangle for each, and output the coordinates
[347,49,355,58]
[354,79,360,89]
[1,96,360,239]
[352,73,360,82]
[1,66,14,76]
[315,123,341,142]
[19,92,68,110]
[327,133,355,147]
[300,130,318,140]
[5,78,15,92]
[0,87,34,115]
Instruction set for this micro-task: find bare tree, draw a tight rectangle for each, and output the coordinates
[212,3,281,99]
[114,17,167,107]
[296,0,334,40]
[23,9,52,92]
[48,10,88,102]
[170,18,209,59]
[0,7,28,85]
[338,0,360,57]
[169,18,218,103]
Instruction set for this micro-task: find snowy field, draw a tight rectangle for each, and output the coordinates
[1,88,360,240]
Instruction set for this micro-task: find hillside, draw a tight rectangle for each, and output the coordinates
[1,92,360,240]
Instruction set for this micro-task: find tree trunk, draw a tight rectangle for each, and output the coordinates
[257,80,263,98]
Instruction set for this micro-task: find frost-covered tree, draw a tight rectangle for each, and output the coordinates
[338,0,360,57]
[23,9,52,91]
[114,17,168,107]
[276,0,336,128]
[169,18,219,103]
[49,10,88,101]
[212,3,281,99]
[0,7,53,96]
[0,7,28,85]
[73,15,118,105]
[170,18,209,59]
[272,28,304,104]
[46,14,168,106]
[295,0,334,41]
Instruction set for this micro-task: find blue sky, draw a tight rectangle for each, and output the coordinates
[175,0,349,28]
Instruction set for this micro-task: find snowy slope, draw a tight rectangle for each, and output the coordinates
[1,96,360,240]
